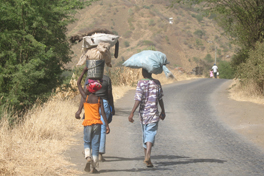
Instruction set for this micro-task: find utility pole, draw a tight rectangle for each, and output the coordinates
[214,45,217,64]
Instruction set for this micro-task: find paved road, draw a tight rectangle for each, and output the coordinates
[67,78,264,176]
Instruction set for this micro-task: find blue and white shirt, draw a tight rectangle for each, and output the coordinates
[135,79,163,124]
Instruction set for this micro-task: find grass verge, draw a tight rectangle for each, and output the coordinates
[229,79,264,105]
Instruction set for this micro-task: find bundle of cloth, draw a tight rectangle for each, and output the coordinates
[122,50,175,78]
[85,79,102,93]
[76,33,119,67]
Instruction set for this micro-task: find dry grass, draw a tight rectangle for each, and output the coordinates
[229,79,264,105]
[110,67,196,87]
[0,98,82,176]
[112,85,133,100]
[110,67,141,87]
[0,68,196,176]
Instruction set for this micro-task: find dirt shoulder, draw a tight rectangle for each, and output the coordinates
[212,80,264,151]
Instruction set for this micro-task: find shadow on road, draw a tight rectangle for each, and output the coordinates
[114,108,131,116]
[99,155,226,173]
[104,155,187,162]
[99,167,171,173]
[157,158,226,166]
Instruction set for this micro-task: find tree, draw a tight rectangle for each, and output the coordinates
[218,61,235,79]
[204,54,214,63]
[194,29,205,39]
[0,0,96,116]
[236,42,264,93]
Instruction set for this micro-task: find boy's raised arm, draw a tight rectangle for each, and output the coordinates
[77,67,88,99]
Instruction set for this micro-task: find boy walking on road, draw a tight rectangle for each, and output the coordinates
[128,68,166,167]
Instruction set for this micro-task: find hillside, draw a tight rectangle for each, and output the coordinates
[67,0,234,72]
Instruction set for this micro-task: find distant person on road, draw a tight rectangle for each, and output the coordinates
[212,64,218,78]
[128,68,166,168]
[210,69,214,78]
[77,67,110,173]
[75,74,115,162]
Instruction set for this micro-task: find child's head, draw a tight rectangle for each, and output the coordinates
[142,68,152,78]
[85,79,103,93]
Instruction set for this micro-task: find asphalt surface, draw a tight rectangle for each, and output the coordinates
[67,78,264,176]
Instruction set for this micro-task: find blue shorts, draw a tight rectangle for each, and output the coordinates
[141,122,159,148]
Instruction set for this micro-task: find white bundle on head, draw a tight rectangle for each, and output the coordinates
[82,33,119,49]
[85,42,112,67]
[76,32,118,67]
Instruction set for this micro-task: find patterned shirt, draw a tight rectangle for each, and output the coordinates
[135,79,164,124]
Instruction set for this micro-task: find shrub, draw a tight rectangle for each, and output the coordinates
[165,36,170,44]
[188,44,193,49]
[148,19,156,26]
[217,49,222,56]
[194,29,205,39]
[128,8,134,16]
[124,41,130,47]
[137,40,156,47]
[218,61,235,79]
[112,30,119,35]
[143,5,151,9]
[123,31,132,38]
[191,14,203,22]
[127,17,135,30]
[204,54,214,63]
[196,39,203,48]
[208,13,217,19]
[236,42,264,93]
[195,15,203,22]
[193,57,200,63]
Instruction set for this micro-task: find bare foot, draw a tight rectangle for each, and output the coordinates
[98,154,106,162]
[144,159,153,167]
[84,157,91,172]
[90,168,99,174]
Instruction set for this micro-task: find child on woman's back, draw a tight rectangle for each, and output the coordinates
[77,67,110,173]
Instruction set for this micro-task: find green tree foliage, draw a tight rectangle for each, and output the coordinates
[191,13,203,22]
[204,54,213,63]
[0,0,95,115]
[218,61,235,79]
[194,29,205,39]
[231,48,249,70]
[236,42,264,93]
